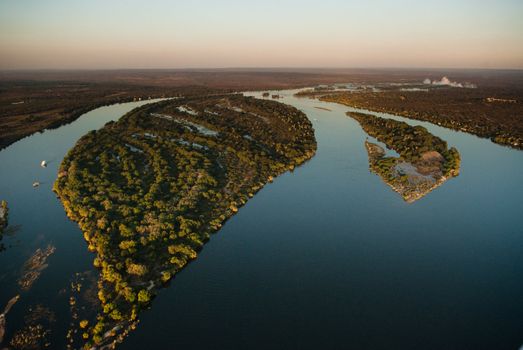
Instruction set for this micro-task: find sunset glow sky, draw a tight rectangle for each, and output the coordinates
[1,0,522,69]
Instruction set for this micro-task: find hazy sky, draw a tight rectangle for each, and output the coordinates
[1,0,522,69]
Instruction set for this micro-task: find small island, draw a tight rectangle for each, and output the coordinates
[348,112,460,202]
[53,94,317,348]
[0,200,8,236]
[0,201,9,234]
[321,89,523,150]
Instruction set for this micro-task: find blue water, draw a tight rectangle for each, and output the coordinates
[0,100,164,347]
[0,92,522,350]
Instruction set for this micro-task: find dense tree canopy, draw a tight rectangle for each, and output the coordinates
[54,94,316,349]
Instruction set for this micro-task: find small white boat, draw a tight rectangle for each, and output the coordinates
[41,160,47,167]
[32,182,40,188]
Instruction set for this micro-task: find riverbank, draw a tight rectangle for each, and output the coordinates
[4,69,521,151]
[0,84,216,151]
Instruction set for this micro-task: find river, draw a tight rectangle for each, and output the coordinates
[0,91,522,349]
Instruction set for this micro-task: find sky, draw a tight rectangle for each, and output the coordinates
[1,0,522,70]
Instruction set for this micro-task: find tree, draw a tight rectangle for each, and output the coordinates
[137,290,151,303]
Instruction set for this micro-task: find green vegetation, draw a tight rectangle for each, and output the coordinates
[8,304,55,350]
[0,200,7,229]
[348,112,460,202]
[0,200,8,241]
[18,245,56,291]
[53,94,316,348]
[321,90,523,150]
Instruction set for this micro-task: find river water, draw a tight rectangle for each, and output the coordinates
[0,91,522,349]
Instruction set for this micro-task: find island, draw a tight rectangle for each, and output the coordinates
[348,112,460,202]
[0,200,8,236]
[0,69,347,151]
[0,201,9,252]
[321,88,523,150]
[53,94,317,348]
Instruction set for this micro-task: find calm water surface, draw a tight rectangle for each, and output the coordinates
[0,92,522,350]
[0,100,164,348]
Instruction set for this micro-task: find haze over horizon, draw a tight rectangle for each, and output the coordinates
[1,0,522,70]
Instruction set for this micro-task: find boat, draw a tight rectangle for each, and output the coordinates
[41,160,47,167]
[32,182,40,187]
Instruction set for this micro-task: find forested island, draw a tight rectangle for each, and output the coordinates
[322,89,523,150]
[0,200,8,236]
[3,70,521,152]
[0,69,348,151]
[348,112,460,202]
[0,200,8,253]
[53,94,316,349]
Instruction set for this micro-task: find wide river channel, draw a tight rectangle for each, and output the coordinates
[0,90,522,349]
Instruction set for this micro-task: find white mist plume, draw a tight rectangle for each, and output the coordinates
[423,76,476,88]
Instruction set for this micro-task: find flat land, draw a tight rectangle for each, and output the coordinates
[1,68,522,150]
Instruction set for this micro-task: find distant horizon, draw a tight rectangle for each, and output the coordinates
[1,66,523,72]
[2,0,522,70]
